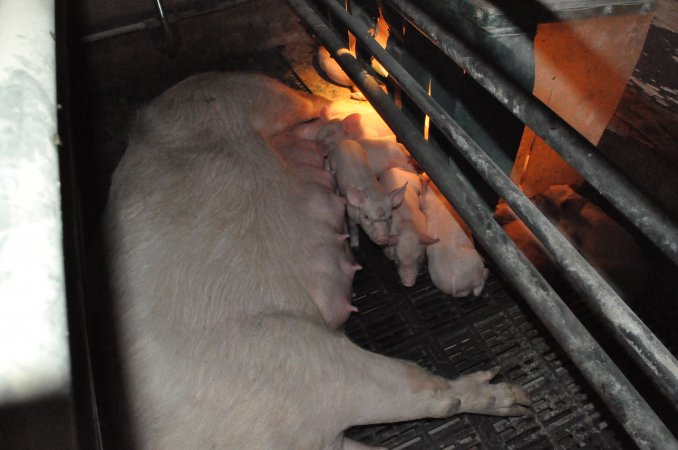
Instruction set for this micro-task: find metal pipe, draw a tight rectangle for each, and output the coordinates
[285,0,678,447]
[82,0,252,44]
[384,0,678,267]
[0,0,71,404]
[316,0,678,410]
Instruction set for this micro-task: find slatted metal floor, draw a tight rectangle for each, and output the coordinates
[343,236,632,449]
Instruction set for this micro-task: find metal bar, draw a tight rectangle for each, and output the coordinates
[0,0,71,404]
[153,0,178,54]
[82,0,252,44]
[285,0,678,448]
[83,22,147,43]
[317,0,678,410]
[384,0,678,267]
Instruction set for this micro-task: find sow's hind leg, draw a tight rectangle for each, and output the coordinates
[252,315,532,448]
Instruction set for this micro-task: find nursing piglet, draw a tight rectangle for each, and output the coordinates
[379,168,438,287]
[360,136,416,177]
[317,106,394,149]
[420,180,488,297]
[104,72,531,449]
[328,140,407,247]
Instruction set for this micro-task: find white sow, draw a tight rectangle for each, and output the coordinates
[103,72,531,450]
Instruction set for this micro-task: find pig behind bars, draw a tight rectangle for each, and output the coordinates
[103,71,531,450]
[359,136,416,178]
[495,184,648,298]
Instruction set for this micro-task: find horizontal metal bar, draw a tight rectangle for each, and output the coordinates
[384,0,678,268]
[82,0,251,43]
[285,0,678,448]
[316,0,678,410]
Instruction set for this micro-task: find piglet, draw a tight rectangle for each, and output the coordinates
[420,179,488,297]
[380,168,438,287]
[315,112,417,177]
[317,103,394,149]
[359,136,416,177]
[328,140,406,247]
[535,184,649,298]
[317,45,354,87]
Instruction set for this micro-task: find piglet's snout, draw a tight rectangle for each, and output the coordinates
[399,268,418,287]
[371,222,391,246]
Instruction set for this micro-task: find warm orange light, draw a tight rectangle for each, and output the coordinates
[517,147,531,190]
[424,77,432,141]
[369,4,390,78]
[346,0,357,55]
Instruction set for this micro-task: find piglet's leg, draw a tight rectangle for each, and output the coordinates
[348,220,360,248]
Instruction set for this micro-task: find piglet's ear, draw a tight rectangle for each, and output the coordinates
[342,113,363,137]
[419,233,439,246]
[389,183,407,209]
[346,186,367,207]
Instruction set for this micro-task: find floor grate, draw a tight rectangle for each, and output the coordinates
[344,237,632,449]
